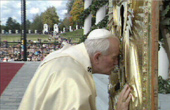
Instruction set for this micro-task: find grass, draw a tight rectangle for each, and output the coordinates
[27,34,49,41]
[60,29,83,43]
[1,34,49,42]
[61,29,83,38]
[1,29,83,43]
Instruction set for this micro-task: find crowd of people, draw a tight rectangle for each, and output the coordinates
[0,36,75,62]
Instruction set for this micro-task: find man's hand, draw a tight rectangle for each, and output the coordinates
[116,84,132,110]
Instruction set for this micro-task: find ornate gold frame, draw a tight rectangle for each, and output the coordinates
[108,0,159,110]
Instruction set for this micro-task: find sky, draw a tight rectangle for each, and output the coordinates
[0,0,68,25]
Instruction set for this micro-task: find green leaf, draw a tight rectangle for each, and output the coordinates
[161,18,170,25]
[158,76,170,94]
[161,5,170,17]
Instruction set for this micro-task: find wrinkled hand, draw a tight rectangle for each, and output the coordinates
[116,84,132,110]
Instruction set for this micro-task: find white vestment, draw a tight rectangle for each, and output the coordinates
[18,43,97,110]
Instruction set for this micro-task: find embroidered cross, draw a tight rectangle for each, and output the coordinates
[87,67,92,73]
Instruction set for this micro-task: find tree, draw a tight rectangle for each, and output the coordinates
[69,16,74,27]
[66,0,75,13]
[42,6,59,31]
[58,20,64,32]
[70,0,84,28]
[6,17,13,31]
[63,17,70,28]
[58,17,70,32]
[0,25,6,33]
[14,22,20,32]
[26,19,31,30]
[30,14,43,33]
[6,17,21,33]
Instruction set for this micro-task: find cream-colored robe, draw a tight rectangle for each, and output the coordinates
[18,43,97,110]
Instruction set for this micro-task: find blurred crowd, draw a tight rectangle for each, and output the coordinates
[0,37,76,62]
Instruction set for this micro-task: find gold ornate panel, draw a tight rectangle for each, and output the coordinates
[108,0,159,110]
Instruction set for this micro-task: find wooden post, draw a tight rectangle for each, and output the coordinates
[151,0,159,109]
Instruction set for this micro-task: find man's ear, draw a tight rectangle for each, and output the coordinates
[93,52,102,64]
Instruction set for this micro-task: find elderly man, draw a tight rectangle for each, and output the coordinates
[18,29,131,110]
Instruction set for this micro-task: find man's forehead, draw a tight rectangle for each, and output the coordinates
[109,38,120,47]
[109,41,120,55]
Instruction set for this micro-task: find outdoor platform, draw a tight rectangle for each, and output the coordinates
[0,62,170,110]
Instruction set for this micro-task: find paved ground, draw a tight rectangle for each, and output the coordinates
[0,62,170,110]
[0,62,39,110]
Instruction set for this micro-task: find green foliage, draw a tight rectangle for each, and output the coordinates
[26,19,31,30]
[80,0,108,23]
[5,17,21,32]
[161,4,170,26]
[91,0,108,15]
[30,14,43,33]
[66,0,75,13]
[79,34,88,43]
[79,8,91,24]
[30,7,59,33]
[94,16,108,28]
[1,25,7,31]
[158,76,170,94]
[59,18,70,32]
[161,4,170,17]
[42,6,59,31]
[21,19,32,32]
[70,0,84,25]
[79,0,109,42]
[79,16,109,43]
[58,20,65,32]
[159,1,170,42]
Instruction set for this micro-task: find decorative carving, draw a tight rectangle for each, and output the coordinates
[108,0,159,110]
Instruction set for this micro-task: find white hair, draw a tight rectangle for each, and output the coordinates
[84,38,110,57]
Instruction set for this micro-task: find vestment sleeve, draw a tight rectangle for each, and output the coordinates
[31,57,95,110]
